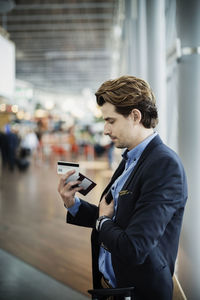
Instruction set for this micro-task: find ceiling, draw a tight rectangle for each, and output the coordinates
[0,0,119,95]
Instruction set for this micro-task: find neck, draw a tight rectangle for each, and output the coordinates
[128,128,154,150]
[140,128,154,142]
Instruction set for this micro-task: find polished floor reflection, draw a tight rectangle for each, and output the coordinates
[0,156,113,298]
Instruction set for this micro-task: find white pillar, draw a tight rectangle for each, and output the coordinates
[136,0,148,80]
[176,0,200,299]
[124,0,138,75]
[146,0,167,142]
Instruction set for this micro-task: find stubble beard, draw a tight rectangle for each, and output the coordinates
[115,141,127,149]
[110,136,127,149]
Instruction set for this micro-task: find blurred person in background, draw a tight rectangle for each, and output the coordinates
[0,128,7,169]
[0,124,20,171]
[94,134,115,168]
[58,75,188,300]
[107,141,115,170]
[20,129,39,157]
[17,129,39,168]
[68,125,79,159]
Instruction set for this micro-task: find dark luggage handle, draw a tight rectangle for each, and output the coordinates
[88,286,135,299]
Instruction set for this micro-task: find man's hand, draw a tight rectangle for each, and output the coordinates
[57,170,82,208]
[99,196,114,218]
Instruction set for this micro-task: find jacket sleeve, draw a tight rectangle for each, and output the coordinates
[67,199,98,228]
[98,155,187,265]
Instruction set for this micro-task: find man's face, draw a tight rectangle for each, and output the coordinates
[101,102,141,150]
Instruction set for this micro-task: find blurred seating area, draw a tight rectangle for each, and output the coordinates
[0,115,120,174]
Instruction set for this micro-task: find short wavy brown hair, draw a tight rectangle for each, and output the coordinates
[95,75,158,128]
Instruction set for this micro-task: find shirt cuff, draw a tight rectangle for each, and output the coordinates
[67,197,81,217]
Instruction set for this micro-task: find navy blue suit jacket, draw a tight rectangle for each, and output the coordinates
[67,135,188,300]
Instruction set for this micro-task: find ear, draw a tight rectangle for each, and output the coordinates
[130,109,142,123]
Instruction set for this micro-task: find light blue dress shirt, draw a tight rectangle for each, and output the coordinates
[68,132,157,287]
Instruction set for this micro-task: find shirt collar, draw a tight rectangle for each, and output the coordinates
[122,132,158,163]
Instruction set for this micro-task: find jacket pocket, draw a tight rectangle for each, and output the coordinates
[143,246,167,272]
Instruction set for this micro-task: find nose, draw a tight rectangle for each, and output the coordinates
[104,123,110,135]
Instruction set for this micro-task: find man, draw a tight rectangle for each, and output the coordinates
[58,76,188,300]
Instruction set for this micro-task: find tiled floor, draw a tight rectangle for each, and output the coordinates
[0,248,89,300]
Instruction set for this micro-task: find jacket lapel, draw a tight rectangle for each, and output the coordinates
[100,135,163,199]
[122,135,163,190]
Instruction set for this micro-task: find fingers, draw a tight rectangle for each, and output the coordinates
[59,170,76,187]
[58,177,82,208]
[66,179,82,191]
[60,181,81,198]
[101,195,114,206]
[58,178,82,195]
[58,170,77,192]
[57,168,84,206]
[99,196,114,218]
